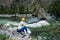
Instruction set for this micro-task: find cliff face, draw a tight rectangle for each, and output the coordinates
[40,0,54,6]
[0,0,55,18]
[0,0,54,7]
[0,0,13,6]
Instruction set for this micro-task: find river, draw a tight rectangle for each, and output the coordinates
[0,17,60,40]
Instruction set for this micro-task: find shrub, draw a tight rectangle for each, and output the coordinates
[0,33,9,40]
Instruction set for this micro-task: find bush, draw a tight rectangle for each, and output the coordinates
[47,0,60,18]
[0,33,9,40]
[30,20,60,40]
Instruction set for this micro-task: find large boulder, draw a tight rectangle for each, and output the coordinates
[0,24,8,30]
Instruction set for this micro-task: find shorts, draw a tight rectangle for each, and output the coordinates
[17,26,27,33]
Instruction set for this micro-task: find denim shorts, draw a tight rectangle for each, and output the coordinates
[17,26,27,33]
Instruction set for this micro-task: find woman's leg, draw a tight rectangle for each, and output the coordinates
[23,26,27,32]
[17,29,24,35]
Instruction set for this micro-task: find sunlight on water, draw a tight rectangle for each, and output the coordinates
[0,17,51,40]
[0,19,19,26]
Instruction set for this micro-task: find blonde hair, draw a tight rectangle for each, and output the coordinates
[21,17,25,21]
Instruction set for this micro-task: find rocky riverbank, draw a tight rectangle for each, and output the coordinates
[0,28,31,40]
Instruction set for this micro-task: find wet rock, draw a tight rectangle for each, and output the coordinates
[0,24,8,30]
[0,29,31,40]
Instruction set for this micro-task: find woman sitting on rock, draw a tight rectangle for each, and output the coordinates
[17,18,31,37]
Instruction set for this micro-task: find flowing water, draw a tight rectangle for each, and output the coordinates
[0,17,42,40]
[0,17,30,40]
[0,17,60,40]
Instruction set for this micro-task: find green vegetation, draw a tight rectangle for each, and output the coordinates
[0,33,9,40]
[47,0,60,18]
[0,0,36,14]
[29,20,60,40]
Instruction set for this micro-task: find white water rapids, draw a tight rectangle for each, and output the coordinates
[0,18,50,40]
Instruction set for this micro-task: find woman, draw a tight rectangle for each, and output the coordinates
[17,18,31,35]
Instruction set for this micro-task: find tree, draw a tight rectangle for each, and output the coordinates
[4,6,10,14]
[47,0,60,18]
[19,5,25,14]
[0,5,5,14]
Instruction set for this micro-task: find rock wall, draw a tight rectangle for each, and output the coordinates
[0,0,55,7]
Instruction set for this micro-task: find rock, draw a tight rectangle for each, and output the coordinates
[0,24,8,30]
[26,20,50,27]
[0,27,31,40]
